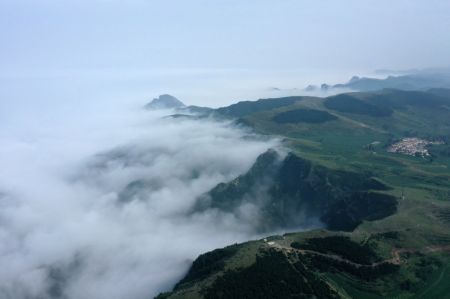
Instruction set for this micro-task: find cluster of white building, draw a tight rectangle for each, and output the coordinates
[387,137,442,157]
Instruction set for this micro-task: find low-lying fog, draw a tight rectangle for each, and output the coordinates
[0,68,350,298]
[0,104,282,298]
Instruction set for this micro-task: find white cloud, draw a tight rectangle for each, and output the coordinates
[0,105,279,299]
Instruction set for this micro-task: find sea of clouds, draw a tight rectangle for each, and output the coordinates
[0,65,352,298]
[0,96,281,299]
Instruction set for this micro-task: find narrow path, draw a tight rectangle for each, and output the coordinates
[265,241,450,267]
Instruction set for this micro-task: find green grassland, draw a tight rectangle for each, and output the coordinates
[160,89,450,298]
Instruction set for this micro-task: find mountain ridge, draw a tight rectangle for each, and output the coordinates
[156,87,450,299]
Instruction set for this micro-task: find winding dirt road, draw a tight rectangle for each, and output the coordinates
[265,240,450,267]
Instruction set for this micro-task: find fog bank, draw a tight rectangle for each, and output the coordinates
[0,103,279,298]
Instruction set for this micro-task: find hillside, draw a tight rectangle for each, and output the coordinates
[194,149,396,232]
[158,89,450,299]
[330,70,450,92]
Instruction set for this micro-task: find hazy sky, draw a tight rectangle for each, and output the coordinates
[1,0,450,73]
[1,0,450,110]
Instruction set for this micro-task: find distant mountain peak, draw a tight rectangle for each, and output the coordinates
[349,75,360,82]
[145,94,185,110]
[321,83,330,90]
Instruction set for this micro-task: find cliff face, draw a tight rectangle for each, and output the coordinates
[195,150,397,232]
